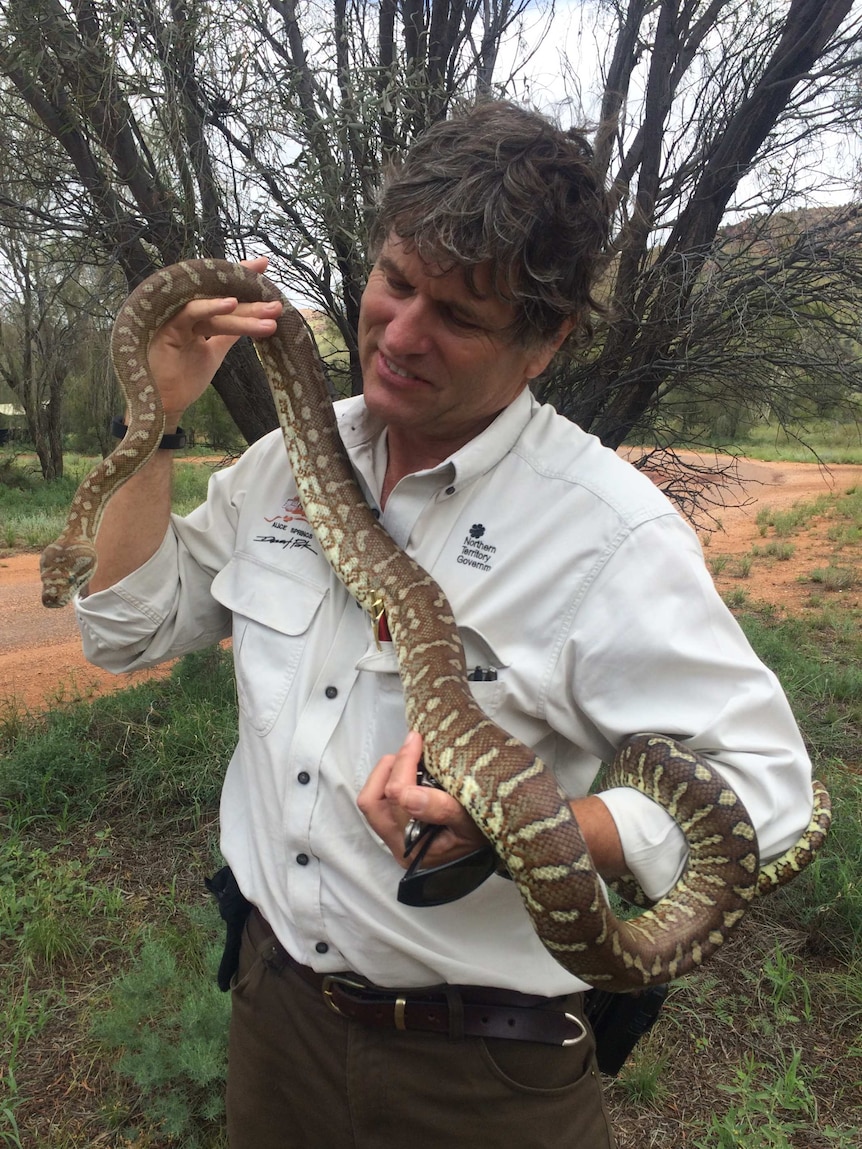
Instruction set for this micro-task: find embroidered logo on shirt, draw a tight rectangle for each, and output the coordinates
[457,523,497,572]
[264,495,309,527]
[256,495,318,553]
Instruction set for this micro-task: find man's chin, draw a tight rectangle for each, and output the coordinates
[364,381,427,425]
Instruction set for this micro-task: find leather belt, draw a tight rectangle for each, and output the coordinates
[249,908,587,1047]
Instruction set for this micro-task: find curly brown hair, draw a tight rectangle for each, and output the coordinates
[369,100,610,350]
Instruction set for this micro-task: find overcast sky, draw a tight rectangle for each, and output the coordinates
[497,0,860,211]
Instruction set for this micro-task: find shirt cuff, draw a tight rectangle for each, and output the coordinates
[597,787,689,902]
[73,532,178,670]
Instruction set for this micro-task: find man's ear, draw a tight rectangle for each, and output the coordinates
[524,317,577,381]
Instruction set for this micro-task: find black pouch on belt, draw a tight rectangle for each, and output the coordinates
[205,866,253,991]
[584,984,668,1076]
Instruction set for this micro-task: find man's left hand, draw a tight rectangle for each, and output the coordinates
[357,731,490,868]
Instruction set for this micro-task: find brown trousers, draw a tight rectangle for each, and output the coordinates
[226,911,617,1149]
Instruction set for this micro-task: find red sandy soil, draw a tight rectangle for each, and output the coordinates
[2,455,861,711]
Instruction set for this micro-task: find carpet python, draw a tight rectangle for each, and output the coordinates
[40,260,832,990]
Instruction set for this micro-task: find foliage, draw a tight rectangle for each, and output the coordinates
[0,837,124,970]
[91,930,231,1148]
[0,646,236,819]
[690,1048,853,1148]
[0,242,111,479]
[0,452,216,547]
[0,0,539,434]
[719,412,862,464]
[184,387,246,452]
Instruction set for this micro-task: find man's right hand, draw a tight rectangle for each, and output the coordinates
[86,257,284,595]
[144,256,283,423]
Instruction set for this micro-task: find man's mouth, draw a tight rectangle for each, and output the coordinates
[384,355,411,379]
[378,352,428,386]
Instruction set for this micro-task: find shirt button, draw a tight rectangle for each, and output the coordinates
[315,941,329,954]
[325,685,338,699]
[297,771,310,785]
[296,853,309,866]
[445,485,456,495]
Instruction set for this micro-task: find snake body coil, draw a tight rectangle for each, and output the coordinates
[40,260,832,990]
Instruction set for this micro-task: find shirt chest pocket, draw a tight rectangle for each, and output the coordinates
[357,624,508,720]
[460,625,507,718]
[212,554,328,736]
[350,625,508,792]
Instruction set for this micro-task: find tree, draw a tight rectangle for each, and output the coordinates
[0,0,542,439]
[0,0,279,442]
[191,0,542,392]
[0,103,125,475]
[0,240,88,479]
[535,0,862,452]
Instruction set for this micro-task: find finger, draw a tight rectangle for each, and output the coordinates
[194,305,281,342]
[403,785,473,834]
[357,736,426,863]
[155,298,280,349]
[240,255,271,274]
[358,752,398,808]
[186,296,282,331]
[383,731,424,799]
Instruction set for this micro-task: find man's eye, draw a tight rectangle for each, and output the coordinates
[385,275,411,294]
[447,311,479,331]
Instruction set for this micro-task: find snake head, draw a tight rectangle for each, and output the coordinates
[40,541,98,608]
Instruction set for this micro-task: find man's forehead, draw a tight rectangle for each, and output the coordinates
[380,237,515,320]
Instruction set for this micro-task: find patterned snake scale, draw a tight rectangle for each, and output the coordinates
[41,260,832,991]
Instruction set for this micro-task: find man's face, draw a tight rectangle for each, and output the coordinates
[359,236,563,455]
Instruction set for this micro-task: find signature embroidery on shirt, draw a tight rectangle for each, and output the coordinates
[254,534,318,553]
[456,523,497,572]
[256,496,318,552]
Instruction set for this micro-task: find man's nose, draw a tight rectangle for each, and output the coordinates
[385,295,433,355]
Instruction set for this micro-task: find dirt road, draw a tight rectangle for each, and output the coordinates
[0,554,172,710]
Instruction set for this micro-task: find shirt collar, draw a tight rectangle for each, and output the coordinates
[336,388,535,497]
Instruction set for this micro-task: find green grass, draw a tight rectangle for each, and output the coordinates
[751,540,796,561]
[459,489,836,1140]
[0,648,235,1146]
[6,433,860,547]
[809,563,859,591]
[602,484,859,1149]
[0,648,236,820]
[756,496,833,538]
[0,453,219,549]
[707,416,862,464]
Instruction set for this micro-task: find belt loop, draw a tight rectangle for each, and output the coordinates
[261,937,286,972]
[394,996,407,1030]
[444,986,465,1040]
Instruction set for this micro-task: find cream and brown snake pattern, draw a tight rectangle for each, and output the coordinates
[41,260,832,991]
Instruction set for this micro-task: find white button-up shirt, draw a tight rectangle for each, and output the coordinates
[76,390,813,994]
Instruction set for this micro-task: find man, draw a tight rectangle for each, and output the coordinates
[76,101,814,1148]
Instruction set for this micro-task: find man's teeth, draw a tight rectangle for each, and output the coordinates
[385,357,410,378]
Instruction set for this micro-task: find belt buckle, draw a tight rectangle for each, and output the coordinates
[562,1012,588,1047]
[321,974,410,1030]
[321,973,368,1017]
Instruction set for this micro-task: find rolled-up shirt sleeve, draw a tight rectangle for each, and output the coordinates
[548,513,814,902]
[597,788,689,902]
[73,451,256,672]
[75,528,231,671]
